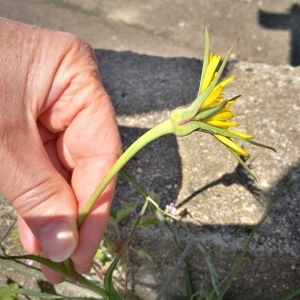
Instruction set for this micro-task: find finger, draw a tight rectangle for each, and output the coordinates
[71,158,117,273]
[41,263,65,284]
[28,31,121,272]
[17,133,72,257]
[18,215,41,254]
[0,126,78,263]
[18,216,66,283]
[55,89,121,273]
[0,20,81,265]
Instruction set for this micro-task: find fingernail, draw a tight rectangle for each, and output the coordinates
[38,219,77,262]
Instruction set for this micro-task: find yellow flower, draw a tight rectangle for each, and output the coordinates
[197,51,252,158]
[170,28,274,179]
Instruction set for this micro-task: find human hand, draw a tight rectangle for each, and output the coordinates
[0,18,122,283]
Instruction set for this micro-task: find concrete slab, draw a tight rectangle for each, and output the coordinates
[0,0,299,65]
[102,52,300,299]
[0,0,300,299]
[1,50,299,299]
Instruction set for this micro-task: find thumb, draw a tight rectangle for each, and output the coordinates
[1,134,78,262]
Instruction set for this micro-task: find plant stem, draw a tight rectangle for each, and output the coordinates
[120,168,194,299]
[215,181,294,300]
[77,118,174,227]
[74,273,110,299]
[156,239,196,300]
[64,256,109,298]
[60,119,173,298]
[103,198,151,300]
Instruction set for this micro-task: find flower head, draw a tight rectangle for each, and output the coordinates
[170,28,274,179]
[166,203,177,216]
[26,259,33,266]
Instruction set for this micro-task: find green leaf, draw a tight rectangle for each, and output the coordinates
[94,248,111,266]
[194,100,227,121]
[0,282,19,300]
[0,254,71,278]
[196,241,220,297]
[0,259,104,299]
[135,216,157,228]
[280,287,300,300]
[198,27,210,96]
[108,202,137,225]
[0,288,100,299]
[157,240,196,300]
[104,200,150,299]
[190,37,237,116]
[102,236,117,253]
[214,181,294,300]
[225,146,257,181]
[136,249,153,263]
[198,121,275,152]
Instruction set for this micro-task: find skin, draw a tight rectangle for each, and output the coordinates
[0,18,122,283]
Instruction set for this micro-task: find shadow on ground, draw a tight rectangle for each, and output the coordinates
[258,3,300,66]
[97,50,300,299]
[0,50,299,300]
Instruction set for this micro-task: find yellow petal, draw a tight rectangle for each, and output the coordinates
[210,111,234,121]
[203,77,234,108]
[202,85,223,108]
[219,107,232,113]
[225,100,236,108]
[201,55,221,92]
[215,134,250,157]
[227,129,253,139]
[218,76,235,88]
[207,120,239,127]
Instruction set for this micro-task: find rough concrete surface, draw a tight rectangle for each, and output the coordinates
[0,1,300,299]
[0,0,300,66]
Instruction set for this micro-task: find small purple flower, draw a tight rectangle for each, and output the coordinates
[26,259,33,266]
[166,203,177,216]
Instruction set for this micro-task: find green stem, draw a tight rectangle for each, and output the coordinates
[156,239,196,300]
[120,168,148,199]
[120,168,193,299]
[103,198,151,299]
[77,118,174,227]
[215,181,294,300]
[63,258,109,298]
[74,273,110,299]
[59,119,173,298]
